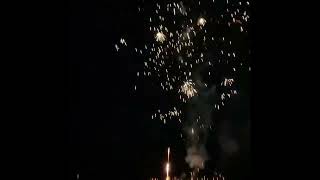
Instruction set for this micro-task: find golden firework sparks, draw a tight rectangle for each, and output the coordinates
[181,80,197,99]
[166,163,170,179]
[155,32,166,43]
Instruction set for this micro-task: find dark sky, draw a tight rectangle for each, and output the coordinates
[65,0,250,180]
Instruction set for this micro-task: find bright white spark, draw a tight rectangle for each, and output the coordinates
[120,38,127,46]
[114,44,119,51]
[197,17,206,26]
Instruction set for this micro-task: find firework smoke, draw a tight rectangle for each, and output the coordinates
[220,136,239,155]
[218,121,240,156]
[183,62,218,169]
[185,145,208,169]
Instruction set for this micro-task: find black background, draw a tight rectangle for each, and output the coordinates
[65,0,250,180]
[8,0,311,180]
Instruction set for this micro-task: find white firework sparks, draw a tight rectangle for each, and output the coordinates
[155,32,166,43]
[115,1,251,176]
[181,80,197,99]
[120,38,127,46]
[115,44,119,51]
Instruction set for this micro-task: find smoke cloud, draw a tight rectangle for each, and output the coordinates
[218,120,240,156]
[185,145,208,169]
[183,64,218,169]
[220,136,239,155]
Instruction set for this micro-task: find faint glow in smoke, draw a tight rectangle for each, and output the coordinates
[185,145,208,169]
[155,32,166,43]
[152,148,225,179]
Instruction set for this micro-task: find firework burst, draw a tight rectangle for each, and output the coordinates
[180,80,197,99]
[156,32,166,43]
[115,0,251,177]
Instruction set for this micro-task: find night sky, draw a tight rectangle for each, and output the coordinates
[65,0,251,180]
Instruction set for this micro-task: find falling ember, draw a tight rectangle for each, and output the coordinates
[197,17,207,26]
[115,44,119,51]
[155,32,166,43]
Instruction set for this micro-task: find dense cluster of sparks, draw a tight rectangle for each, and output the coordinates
[180,80,198,99]
[115,0,250,179]
[156,32,166,43]
[116,0,251,126]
